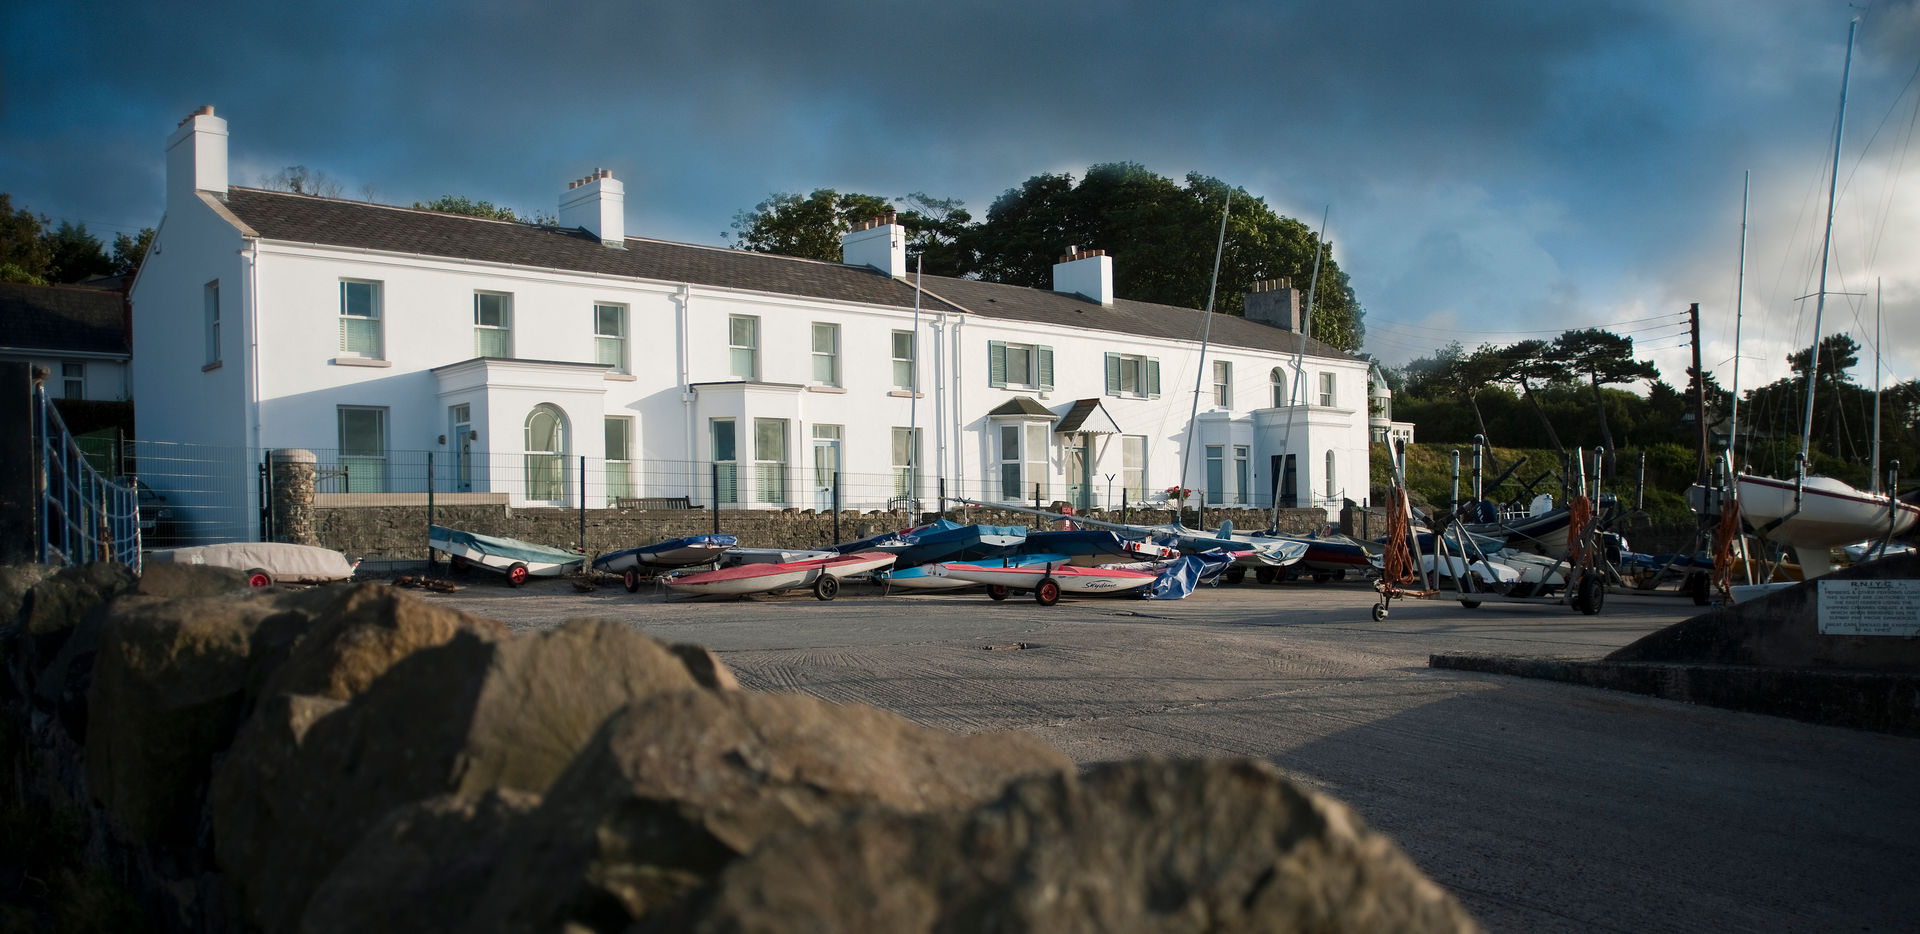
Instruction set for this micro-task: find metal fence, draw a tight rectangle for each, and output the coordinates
[53,434,1352,549]
[36,385,141,570]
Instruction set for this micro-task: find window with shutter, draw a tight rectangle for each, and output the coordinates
[1146,359,1161,398]
[988,341,1007,388]
[1105,354,1120,395]
[1036,346,1053,389]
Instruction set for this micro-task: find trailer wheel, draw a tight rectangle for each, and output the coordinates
[987,585,1010,601]
[507,562,529,587]
[623,568,641,593]
[1313,571,1333,584]
[813,574,840,601]
[1223,566,1246,586]
[1686,573,1710,606]
[244,568,272,589]
[1372,602,1388,621]
[1034,578,1061,606]
[1576,573,1605,615]
[1460,599,1481,609]
[1256,567,1278,585]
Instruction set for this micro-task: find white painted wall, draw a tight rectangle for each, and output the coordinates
[143,225,1374,517]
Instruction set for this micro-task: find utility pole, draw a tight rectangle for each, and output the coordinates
[1689,302,1708,485]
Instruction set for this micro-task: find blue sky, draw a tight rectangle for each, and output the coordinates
[5,0,1918,395]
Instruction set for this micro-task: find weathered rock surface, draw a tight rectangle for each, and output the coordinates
[471,687,1074,934]
[258,583,507,701]
[86,582,503,848]
[132,561,250,599]
[219,619,713,934]
[84,591,285,845]
[648,757,1483,934]
[301,790,541,934]
[14,563,136,688]
[0,562,52,628]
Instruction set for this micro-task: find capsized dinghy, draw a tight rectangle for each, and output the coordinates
[595,534,739,591]
[429,525,583,586]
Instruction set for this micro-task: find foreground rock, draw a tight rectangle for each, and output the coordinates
[217,619,720,934]
[647,758,1482,934]
[460,687,1074,934]
[301,790,541,934]
[85,581,503,847]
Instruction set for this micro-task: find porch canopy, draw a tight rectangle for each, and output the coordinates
[1053,398,1122,435]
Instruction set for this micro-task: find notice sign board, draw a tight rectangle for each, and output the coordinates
[1818,579,1920,636]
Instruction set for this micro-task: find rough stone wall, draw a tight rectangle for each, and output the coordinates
[315,505,1343,560]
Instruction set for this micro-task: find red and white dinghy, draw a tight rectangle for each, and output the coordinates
[663,550,894,601]
[1736,473,1920,575]
[929,562,1157,605]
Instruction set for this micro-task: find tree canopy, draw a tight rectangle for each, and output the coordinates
[725,163,1364,351]
[0,193,152,284]
[413,195,553,224]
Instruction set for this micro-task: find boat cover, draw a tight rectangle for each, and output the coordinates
[1142,553,1236,600]
[1023,529,1156,559]
[594,534,738,570]
[145,543,358,582]
[430,525,582,563]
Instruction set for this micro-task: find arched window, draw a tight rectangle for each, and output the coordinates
[525,404,568,502]
[1324,450,1337,501]
[1270,367,1287,407]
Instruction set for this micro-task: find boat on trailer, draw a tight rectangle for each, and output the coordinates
[929,561,1158,605]
[429,525,584,586]
[594,533,739,591]
[880,552,1073,591]
[664,550,896,601]
[834,519,1027,568]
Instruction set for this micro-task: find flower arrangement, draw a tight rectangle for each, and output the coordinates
[1163,486,1193,502]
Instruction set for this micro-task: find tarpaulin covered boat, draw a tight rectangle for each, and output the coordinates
[429,525,584,586]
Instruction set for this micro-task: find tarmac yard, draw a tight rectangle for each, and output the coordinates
[422,577,1920,933]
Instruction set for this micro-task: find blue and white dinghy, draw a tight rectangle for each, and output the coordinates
[429,525,584,587]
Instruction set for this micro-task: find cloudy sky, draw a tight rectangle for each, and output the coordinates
[5,0,1918,395]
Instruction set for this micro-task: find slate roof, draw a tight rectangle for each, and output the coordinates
[1055,398,1123,434]
[986,396,1055,418]
[216,188,1357,362]
[0,282,128,356]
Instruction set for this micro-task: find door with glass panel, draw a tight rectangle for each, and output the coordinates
[524,405,567,503]
[812,425,842,511]
[712,419,737,505]
[1065,435,1091,510]
[449,404,472,493]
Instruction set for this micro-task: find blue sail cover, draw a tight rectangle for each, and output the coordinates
[1143,553,1236,600]
[1022,529,1153,560]
[853,519,1026,567]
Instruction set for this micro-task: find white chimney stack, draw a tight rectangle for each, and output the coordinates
[165,106,228,207]
[840,210,906,277]
[1052,246,1114,306]
[559,169,625,247]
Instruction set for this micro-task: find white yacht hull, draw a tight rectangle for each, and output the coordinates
[1736,474,1919,575]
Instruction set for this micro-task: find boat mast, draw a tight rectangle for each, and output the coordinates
[1798,19,1858,466]
[1177,188,1233,518]
[1729,170,1749,468]
[1872,278,1882,491]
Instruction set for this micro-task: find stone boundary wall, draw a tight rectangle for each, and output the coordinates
[316,504,1352,560]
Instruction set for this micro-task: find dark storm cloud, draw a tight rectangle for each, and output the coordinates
[5,0,1916,382]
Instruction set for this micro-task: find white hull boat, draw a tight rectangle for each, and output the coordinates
[430,525,584,586]
[1736,474,1920,575]
[930,562,1158,604]
[663,550,894,600]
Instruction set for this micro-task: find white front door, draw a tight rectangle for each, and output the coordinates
[812,425,842,511]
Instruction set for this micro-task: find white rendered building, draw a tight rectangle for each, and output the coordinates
[130,108,1377,535]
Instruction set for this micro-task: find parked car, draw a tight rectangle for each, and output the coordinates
[119,477,181,547]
